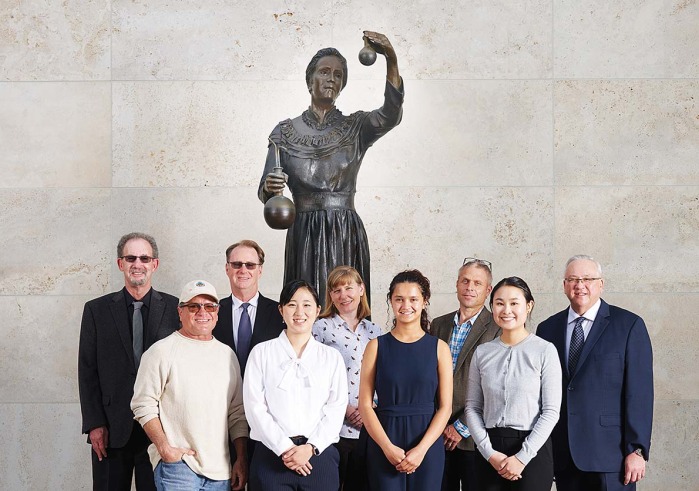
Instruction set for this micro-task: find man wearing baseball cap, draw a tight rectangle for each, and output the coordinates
[131,280,249,490]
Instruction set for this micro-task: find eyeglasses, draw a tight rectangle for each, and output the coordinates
[462,257,492,271]
[564,277,601,285]
[227,261,261,270]
[120,255,155,263]
[179,302,220,313]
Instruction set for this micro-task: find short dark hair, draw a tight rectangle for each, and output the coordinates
[387,269,431,333]
[279,280,321,307]
[117,232,158,258]
[305,47,348,91]
[225,240,265,264]
[489,276,535,311]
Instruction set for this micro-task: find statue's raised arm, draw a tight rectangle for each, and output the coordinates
[259,33,405,304]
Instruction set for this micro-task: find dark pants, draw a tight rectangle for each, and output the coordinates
[475,427,553,491]
[335,434,368,491]
[249,440,340,491]
[441,447,477,491]
[555,459,634,491]
[91,422,155,491]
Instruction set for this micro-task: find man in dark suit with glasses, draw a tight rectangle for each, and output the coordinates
[213,240,285,375]
[78,232,180,490]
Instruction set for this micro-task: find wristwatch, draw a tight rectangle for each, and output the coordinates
[633,448,644,459]
[309,443,320,456]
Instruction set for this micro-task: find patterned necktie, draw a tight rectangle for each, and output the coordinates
[133,301,144,369]
[568,317,585,375]
[237,303,253,370]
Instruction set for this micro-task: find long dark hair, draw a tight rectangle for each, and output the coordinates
[387,269,431,333]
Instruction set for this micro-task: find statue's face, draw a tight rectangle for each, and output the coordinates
[309,56,344,105]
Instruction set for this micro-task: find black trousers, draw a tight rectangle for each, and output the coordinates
[249,440,340,491]
[91,422,155,491]
[474,427,553,491]
[441,447,477,491]
[335,433,369,491]
[555,460,635,491]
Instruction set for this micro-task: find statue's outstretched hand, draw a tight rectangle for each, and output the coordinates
[363,31,396,61]
[263,172,288,195]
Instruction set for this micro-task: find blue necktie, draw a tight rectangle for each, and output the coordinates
[237,303,252,370]
[133,301,144,369]
[568,317,585,375]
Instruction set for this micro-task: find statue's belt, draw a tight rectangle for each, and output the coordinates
[294,192,355,212]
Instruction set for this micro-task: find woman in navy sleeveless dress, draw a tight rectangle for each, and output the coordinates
[359,270,453,490]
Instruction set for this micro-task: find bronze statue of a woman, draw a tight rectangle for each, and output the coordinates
[259,31,404,305]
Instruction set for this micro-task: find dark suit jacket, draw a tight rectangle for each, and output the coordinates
[213,293,285,372]
[431,308,500,451]
[78,288,180,448]
[536,299,653,474]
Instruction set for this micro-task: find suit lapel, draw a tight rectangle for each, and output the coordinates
[217,296,235,351]
[146,289,166,348]
[454,310,492,373]
[251,294,273,346]
[434,311,457,343]
[548,310,569,379]
[109,290,135,367]
[571,300,610,379]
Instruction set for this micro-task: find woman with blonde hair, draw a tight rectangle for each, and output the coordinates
[313,265,381,490]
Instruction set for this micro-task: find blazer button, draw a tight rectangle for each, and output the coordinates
[568,386,574,391]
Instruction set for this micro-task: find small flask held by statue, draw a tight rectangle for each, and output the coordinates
[358,37,377,66]
[263,140,296,230]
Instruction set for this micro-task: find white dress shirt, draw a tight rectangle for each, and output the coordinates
[243,331,348,456]
[230,292,259,347]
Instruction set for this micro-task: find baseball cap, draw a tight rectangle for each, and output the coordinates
[178,280,219,304]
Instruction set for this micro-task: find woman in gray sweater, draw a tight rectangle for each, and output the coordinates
[465,277,561,490]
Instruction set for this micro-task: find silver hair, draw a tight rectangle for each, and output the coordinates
[565,254,602,277]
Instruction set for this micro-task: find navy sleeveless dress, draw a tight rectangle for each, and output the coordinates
[367,333,445,490]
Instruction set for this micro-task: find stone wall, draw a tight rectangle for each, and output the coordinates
[1,0,697,488]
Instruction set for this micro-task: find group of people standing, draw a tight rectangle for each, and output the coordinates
[78,232,654,491]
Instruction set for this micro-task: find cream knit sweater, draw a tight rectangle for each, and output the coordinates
[132,331,248,480]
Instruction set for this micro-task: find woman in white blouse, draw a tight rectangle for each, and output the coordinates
[312,266,381,490]
[243,280,348,490]
[465,276,561,491]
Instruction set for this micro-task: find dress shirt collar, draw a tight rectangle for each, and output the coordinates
[230,291,260,309]
[453,307,484,328]
[329,313,373,333]
[566,298,602,325]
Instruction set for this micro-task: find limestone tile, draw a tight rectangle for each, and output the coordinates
[112,81,307,188]
[0,296,87,402]
[332,0,552,79]
[554,0,699,78]
[554,186,699,292]
[362,185,557,301]
[109,187,286,299]
[640,400,699,490]
[0,403,91,489]
[0,0,110,81]
[554,80,699,185]
[112,0,332,80]
[350,80,554,188]
[602,293,699,401]
[0,189,111,295]
[0,82,111,188]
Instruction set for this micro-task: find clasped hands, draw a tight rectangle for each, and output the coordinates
[384,443,426,475]
[488,451,524,481]
[282,444,314,476]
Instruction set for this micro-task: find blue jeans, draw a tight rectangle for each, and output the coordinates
[154,460,230,491]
